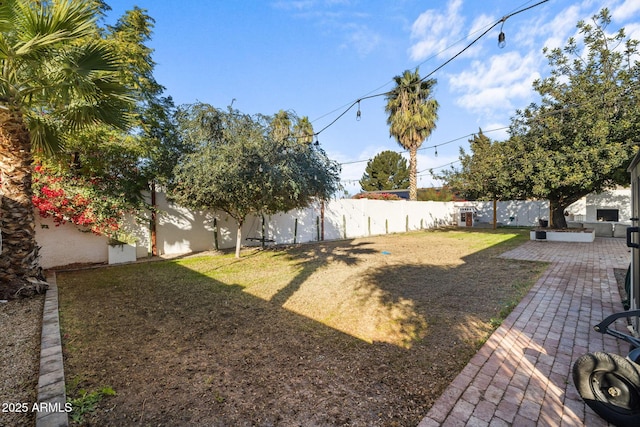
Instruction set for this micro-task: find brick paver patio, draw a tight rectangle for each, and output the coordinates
[418,237,631,426]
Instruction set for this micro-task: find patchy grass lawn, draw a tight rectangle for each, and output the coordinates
[58,228,546,426]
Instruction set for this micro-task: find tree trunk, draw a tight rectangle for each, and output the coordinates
[409,146,417,201]
[549,199,568,229]
[0,108,42,298]
[150,181,157,256]
[493,198,497,229]
[235,219,243,258]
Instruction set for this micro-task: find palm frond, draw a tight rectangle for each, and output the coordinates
[62,95,132,132]
[72,41,120,73]
[14,0,98,56]
[26,111,64,156]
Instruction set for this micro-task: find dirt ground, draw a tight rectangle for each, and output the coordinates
[0,294,43,427]
[51,229,546,426]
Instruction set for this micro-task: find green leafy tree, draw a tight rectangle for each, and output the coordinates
[385,68,439,201]
[438,10,640,229]
[436,130,520,201]
[435,130,522,227]
[0,0,133,296]
[359,150,409,191]
[506,9,640,228]
[171,103,340,258]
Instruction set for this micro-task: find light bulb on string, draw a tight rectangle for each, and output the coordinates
[356,101,361,121]
[498,18,506,48]
[434,146,438,157]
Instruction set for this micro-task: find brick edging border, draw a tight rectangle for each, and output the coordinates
[36,273,69,427]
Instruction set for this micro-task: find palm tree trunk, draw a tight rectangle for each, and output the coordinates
[409,146,417,201]
[0,108,40,297]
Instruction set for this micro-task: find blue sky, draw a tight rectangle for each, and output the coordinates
[103,0,640,196]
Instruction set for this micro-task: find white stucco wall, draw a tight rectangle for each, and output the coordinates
[34,196,457,267]
[35,216,109,268]
[585,188,631,223]
[32,188,632,268]
[564,188,631,223]
[468,188,632,227]
[471,200,549,227]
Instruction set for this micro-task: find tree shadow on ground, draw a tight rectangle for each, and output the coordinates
[58,259,423,426]
[268,239,377,306]
[57,229,544,426]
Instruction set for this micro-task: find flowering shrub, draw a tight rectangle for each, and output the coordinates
[32,164,124,237]
[353,192,402,200]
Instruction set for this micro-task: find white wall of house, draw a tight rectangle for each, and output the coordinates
[564,188,631,223]
[586,188,632,222]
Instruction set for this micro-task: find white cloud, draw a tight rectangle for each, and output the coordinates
[626,22,640,42]
[512,3,582,53]
[339,23,381,56]
[612,0,640,22]
[448,51,541,117]
[409,0,465,61]
[469,13,495,39]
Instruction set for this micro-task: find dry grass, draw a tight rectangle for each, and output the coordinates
[57,228,547,426]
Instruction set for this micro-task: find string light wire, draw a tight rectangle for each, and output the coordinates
[308,0,550,140]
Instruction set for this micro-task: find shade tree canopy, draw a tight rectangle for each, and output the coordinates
[435,130,522,202]
[438,8,640,229]
[171,103,341,257]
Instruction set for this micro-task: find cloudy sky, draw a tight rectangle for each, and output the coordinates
[104,0,640,195]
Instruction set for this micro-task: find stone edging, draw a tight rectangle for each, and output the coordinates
[36,273,69,427]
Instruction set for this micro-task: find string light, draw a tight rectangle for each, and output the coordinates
[337,126,510,166]
[302,0,549,144]
[498,18,507,48]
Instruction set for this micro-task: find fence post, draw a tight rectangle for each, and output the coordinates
[343,215,347,239]
[213,218,219,251]
[321,200,325,241]
[316,216,320,241]
[385,219,388,234]
[406,215,409,232]
[294,218,298,244]
[368,216,371,236]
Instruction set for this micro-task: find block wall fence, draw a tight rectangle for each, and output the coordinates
[32,188,630,269]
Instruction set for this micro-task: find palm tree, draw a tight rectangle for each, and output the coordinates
[0,0,132,297]
[385,68,439,201]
